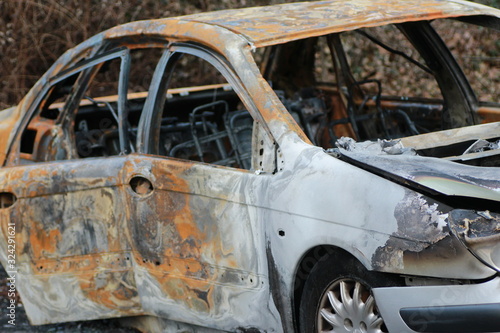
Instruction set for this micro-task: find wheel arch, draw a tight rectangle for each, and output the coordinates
[291,244,403,331]
[292,245,362,331]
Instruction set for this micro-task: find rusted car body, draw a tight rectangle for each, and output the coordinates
[0,0,500,332]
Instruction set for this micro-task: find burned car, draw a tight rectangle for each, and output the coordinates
[1,0,500,332]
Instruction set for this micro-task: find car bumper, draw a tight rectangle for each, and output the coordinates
[373,276,500,333]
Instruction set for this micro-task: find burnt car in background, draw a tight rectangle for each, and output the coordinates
[0,0,500,332]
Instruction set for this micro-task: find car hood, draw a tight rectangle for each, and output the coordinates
[332,139,500,203]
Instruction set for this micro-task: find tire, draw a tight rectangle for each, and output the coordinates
[299,253,399,333]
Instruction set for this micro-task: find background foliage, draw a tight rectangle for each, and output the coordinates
[0,0,498,109]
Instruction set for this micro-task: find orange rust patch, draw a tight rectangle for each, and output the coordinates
[29,226,61,259]
[149,272,212,313]
[175,215,200,240]
[79,270,141,311]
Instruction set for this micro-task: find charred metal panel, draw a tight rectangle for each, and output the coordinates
[336,143,500,202]
[0,157,141,324]
[449,209,500,271]
[449,210,500,241]
[372,191,450,270]
[181,0,499,47]
[119,155,282,331]
[400,114,500,151]
[370,190,491,278]
[0,153,283,329]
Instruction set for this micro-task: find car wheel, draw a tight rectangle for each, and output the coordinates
[299,254,396,333]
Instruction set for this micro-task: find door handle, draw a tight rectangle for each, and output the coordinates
[129,176,153,195]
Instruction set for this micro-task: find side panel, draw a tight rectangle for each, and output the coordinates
[0,157,143,325]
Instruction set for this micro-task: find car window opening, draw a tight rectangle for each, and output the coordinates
[258,21,500,168]
[157,86,254,169]
[147,50,257,171]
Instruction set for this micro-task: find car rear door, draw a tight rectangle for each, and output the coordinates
[0,46,149,324]
[0,157,139,324]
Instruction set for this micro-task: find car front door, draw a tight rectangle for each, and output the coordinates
[124,44,279,329]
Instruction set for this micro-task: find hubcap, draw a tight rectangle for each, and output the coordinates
[316,279,387,333]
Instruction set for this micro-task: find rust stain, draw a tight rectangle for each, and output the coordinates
[79,270,140,311]
[28,226,61,259]
[178,0,493,47]
[175,218,201,247]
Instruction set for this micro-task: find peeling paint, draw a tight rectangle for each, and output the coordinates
[372,191,450,270]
